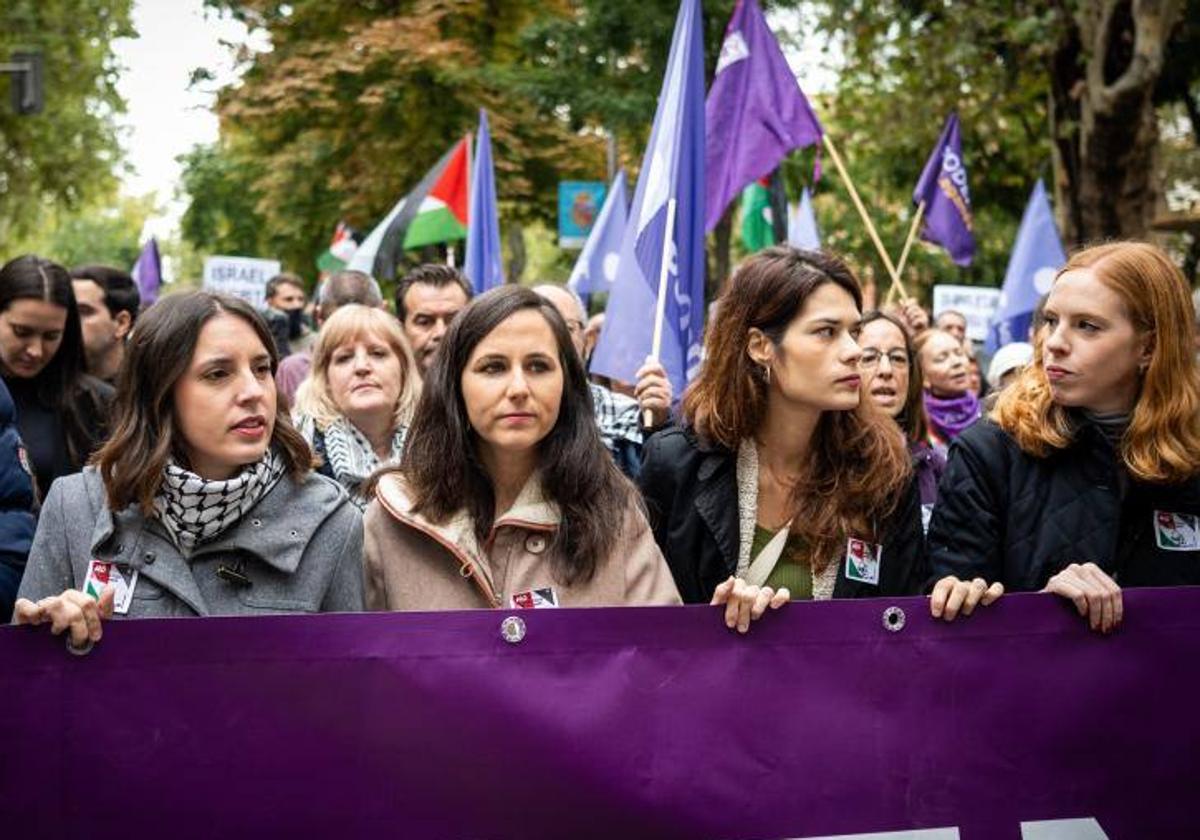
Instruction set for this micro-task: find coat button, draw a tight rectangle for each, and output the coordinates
[143,551,156,565]
[524,534,547,554]
[251,518,263,527]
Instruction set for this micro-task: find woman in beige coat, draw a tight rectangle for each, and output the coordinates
[364,287,784,630]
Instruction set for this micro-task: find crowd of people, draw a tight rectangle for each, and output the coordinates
[3,237,1199,649]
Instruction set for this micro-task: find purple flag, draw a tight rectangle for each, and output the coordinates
[464,109,503,292]
[131,237,161,305]
[703,0,824,233]
[913,112,975,266]
[1,591,1197,838]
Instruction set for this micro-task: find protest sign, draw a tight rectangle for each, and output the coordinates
[932,284,1002,343]
[558,181,607,249]
[1,590,1195,838]
[202,256,282,309]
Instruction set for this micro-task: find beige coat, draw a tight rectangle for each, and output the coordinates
[364,472,681,611]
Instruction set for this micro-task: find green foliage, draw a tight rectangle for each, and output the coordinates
[2,191,156,268]
[0,0,133,244]
[177,141,269,259]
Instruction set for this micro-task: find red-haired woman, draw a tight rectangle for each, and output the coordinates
[929,241,1200,633]
[639,247,927,605]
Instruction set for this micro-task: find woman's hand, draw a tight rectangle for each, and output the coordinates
[710,576,789,634]
[1042,562,1123,634]
[929,575,1004,621]
[634,358,673,429]
[13,587,115,648]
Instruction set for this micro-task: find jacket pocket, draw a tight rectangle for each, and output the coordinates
[234,591,319,613]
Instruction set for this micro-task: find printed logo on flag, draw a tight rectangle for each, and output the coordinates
[1154,511,1200,551]
[844,539,882,585]
[83,559,138,615]
[511,587,559,609]
[715,30,749,74]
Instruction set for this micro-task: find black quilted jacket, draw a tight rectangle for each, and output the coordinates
[928,418,1200,591]
[639,426,928,604]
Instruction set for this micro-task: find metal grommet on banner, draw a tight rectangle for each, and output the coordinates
[66,637,94,656]
[882,606,906,633]
[500,615,526,644]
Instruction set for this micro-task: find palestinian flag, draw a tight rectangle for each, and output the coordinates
[349,137,471,280]
[738,170,789,253]
[316,221,359,273]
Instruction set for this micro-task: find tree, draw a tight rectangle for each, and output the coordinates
[2,191,156,268]
[0,0,133,244]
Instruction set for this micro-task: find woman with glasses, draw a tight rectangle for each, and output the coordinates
[859,311,945,531]
[913,327,980,457]
[639,248,927,606]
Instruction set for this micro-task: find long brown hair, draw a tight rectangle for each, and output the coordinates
[94,291,313,513]
[379,286,631,585]
[995,241,1200,483]
[861,309,930,445]
[683,247,911,566]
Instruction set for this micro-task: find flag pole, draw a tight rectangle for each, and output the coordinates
[820,134,902,288]
[645,197,678,427]
[885,201,924,306]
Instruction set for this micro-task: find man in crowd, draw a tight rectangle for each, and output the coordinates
[263,272,313,358]
[394,264,472,375]
[275,269,385,406]
[69,265,139,384]
[935,309,969,345]
[534,284,672,478]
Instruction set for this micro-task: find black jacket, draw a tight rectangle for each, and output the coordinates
[638,426,928,604]
[927,418,1200,591]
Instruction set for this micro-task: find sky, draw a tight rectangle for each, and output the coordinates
[111,2,837,244]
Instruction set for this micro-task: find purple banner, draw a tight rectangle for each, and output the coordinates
[1,590,1196,838]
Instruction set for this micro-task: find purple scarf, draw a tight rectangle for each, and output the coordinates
[924,391,981,446]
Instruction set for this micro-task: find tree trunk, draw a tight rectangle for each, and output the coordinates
[1049,0,1183,246]
[505,222,525,284]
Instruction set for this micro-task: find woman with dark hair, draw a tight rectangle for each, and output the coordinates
[640,247,926,605]
[13,291,363,647]
[913,327,980,457]
[859,310,945,529]
[0,255,112,497]
[929,242,1200,633]
[363,286,697,616]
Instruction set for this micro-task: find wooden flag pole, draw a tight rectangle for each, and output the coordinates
[884,201,925,306]
[645,197,678,428]
[820,134,908,294]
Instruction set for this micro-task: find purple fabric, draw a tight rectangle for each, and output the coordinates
[703,0,823,232]
[131,238,162,305]
[910,439,946,506]
[1,592,1197,838]
[913,113,974,266]
[925,389,981,443]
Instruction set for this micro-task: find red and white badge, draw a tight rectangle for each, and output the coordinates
[1154,511,1200,551]
[510,587,559,609]
[844,538,882,585]
[83,559,137,615]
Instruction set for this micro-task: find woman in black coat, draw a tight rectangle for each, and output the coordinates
[929,241,1200,633]
[640,247,926,606]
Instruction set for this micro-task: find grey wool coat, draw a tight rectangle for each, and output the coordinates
[16,467,364,617]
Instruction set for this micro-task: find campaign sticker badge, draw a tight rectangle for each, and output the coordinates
[1153,511,1200,551]
[844,538,882,585]
[83,559,138,615]
[510,587,559,609]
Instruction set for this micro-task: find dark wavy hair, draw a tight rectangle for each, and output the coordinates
[861,309,930,445]
[682,247,911,567]
[93,291,313,514]
[383,285,631,585]
[0,255,110,468]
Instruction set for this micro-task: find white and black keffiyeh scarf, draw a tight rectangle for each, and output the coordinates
[153,450,287,555]
[321,416,407,507]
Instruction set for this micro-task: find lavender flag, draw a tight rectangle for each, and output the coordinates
[704,0,823,232]
[913,112,974,266]
[130,237,161,305]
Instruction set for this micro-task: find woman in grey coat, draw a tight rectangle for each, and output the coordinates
[12,291,363,649]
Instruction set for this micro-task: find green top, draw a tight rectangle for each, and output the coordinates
[751,524,813,600]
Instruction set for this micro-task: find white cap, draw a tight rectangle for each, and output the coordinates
[986,342,1034,389]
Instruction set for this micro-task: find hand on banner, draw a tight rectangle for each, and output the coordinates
[13,586,115,648]
[1042,562,1123,634]
[898,300,930,336]
[635,357,673,429]
[711,576,789,634]
[929,576,1004,621]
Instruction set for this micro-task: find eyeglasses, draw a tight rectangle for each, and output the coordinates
[859,349,910,370]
